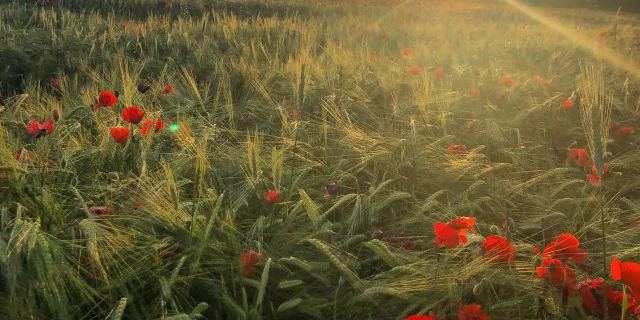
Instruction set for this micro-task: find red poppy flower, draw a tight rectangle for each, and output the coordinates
[536,257,576,296]
[162,85,174,95]
[448,145,468,155]
[542,233,586,263]
[566,148,592,168]
[401,48,412,56]
[458,303,491,320]
[15,149,33,162]
[121,106,146,124]
[380,32,388,38]
[26,118,55,138]
[141,120,153,135]
[470,88,480,97]
[434,217,477,248]
[481,235,515,265]
[94,91,118,110]
[324,181,339,197]
[587,163,609,186]
[52,109,60,121]
[563,99,573,112]
[155,118,164,132]
[110,127,130,144]
[611,257,640,299]
[264,190,281,205]
[502,76,515,88]
[609,291,640,319]
[240,249,264,275]
[404,312,445,320]
[50,78,60,88]
[609,122,620,132]
[616,126,634,139]
[512,59,520,66]
[598,32,608,38]
[578,278,613,319]
[408,66,424,76]
[435,68,448,79]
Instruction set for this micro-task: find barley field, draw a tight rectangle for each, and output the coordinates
[1,0,640,319]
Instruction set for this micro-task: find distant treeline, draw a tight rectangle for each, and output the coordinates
[516,0,640,12]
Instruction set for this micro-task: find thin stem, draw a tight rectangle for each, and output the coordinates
[601,189,608,319]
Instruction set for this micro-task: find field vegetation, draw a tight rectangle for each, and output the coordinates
[1,0,640,319]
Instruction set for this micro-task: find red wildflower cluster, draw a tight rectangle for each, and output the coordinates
[458,303,491,320]
[26,118,55,139]
[240,250,264,275]
[162,85,174,95]
[404,312,446,320]
[481,235,515,265]
[611,257,640,300]
[563,99,573,112]
[448,145,468,155]
[536,257,577,296]
[435,68,448,79]
[502,76,515,88]
[142,118,164,135]
[434,217,477,248]
[121,106,146,124]
[579,278,640,319]
[471,88,480,97]
[110,127,130,144]
[264,190,281,205]
[587,163,609,186]
[408,66,424,76]
[94,91,117,110]
[534,233,586,296]
[541,233,587,263]
[565,148,592,168]
[532,75,551,86]
[615,126,635,139]
[401,48,412,56]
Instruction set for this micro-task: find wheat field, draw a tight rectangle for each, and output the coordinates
[1,0,640,319]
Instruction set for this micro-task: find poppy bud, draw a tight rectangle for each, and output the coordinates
[87,206,114,217]
[323,181,339,197]
[138,83,151,93]
[105,172,120,181]
[52,109,60,121]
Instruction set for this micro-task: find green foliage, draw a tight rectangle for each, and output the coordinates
[1,0,640,319]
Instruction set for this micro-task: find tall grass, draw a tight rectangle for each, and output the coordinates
[1,0,640,319]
